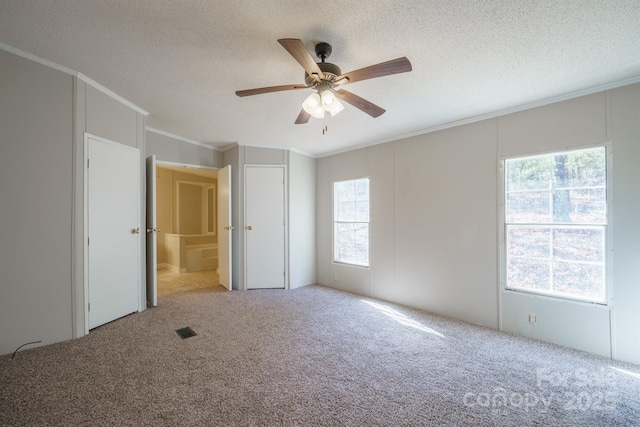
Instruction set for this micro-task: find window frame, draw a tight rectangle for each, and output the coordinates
[498,144,613,305]
[332,177,371,268]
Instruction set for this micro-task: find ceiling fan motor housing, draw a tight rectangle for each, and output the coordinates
[305,62,342,87]
[304,42,342,87]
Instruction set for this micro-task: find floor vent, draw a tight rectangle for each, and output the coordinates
[175,327,197,339]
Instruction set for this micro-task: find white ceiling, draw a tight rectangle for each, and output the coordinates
[1,1,639,157]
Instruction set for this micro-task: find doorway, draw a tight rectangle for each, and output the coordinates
[147,160,232,302]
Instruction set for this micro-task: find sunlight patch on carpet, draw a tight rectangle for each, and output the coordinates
[362,300,445,337]
[611,366,640,380]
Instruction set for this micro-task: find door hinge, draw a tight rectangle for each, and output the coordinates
[88,237,89,246]
[87,158,89,168]
[88,302,90,312]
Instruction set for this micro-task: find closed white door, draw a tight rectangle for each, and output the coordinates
[87,135,140,329]
[245,166,285,289]
[217,165,232,290]
[145,155,157,306]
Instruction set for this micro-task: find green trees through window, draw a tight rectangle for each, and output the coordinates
[334,178,370,267]
[504,146,607,302]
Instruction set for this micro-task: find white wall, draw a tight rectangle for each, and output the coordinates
[317,121,498,328]
[0,49,74,356]
[73,81,147,338]
[289,152,316,289]
[395,120,499,327]
[0,48,146,354]
[316,83,640,365]
[608,84,640,363]
[0,46,147,355]
[223,145,316,290]
[145,129,222,168]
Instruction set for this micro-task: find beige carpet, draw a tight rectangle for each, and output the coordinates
[1,285,639,426]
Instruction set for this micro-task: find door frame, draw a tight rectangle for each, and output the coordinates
[243,164,289,290]
[146,155,158,307]
[83,133,141,334]
[150,160,228,296]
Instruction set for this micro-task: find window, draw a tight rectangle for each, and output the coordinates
[334,178,370,267]
[504,146,607,302]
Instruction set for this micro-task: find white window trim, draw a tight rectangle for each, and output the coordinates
[332,177,371,268]
[498,143,613,307]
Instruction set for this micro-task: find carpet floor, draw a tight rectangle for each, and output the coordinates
[1,284,639,426]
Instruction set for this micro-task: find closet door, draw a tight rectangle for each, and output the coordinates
[245,166,285,289]
[86,135,140,329]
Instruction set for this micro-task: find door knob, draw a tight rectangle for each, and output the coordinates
[247,226,253,230]
[131,227,140,234]
[224,226,235,231]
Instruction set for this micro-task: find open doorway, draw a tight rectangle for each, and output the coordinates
[155,163,221,297]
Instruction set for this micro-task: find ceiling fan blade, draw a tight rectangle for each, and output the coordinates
[278,38,324,80]
[295,109,311,124]
[235,84,307,97]
[336,57,412,85]
[337,89,385,118]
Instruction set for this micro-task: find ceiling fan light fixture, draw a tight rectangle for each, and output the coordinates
[327,101,344,117]
[302,92,323,118]
[301,89,344,119]
[311,107,325,119]
[322,91,344,116]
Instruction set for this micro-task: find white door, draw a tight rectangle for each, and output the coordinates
[217,165,232,290]
[245,166,285,289]
[145,155,157,306]
[86,135,140,329]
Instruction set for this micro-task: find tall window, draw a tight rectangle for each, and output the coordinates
[334,178,370,267]
[504,146,607,302]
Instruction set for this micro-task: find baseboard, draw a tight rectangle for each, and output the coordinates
[186,267,219,273]
[164,264,183,273]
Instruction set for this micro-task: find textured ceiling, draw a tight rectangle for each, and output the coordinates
[1,1,639,156]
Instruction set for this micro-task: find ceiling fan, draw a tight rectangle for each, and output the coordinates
[235,38,412,124]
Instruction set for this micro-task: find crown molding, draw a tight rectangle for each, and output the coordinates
[146,127,221,151]
[78,73,148,116]
[317,76,640,158]
[0,42,149,116]
[288,147,316,158]
[0,42,76,76]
